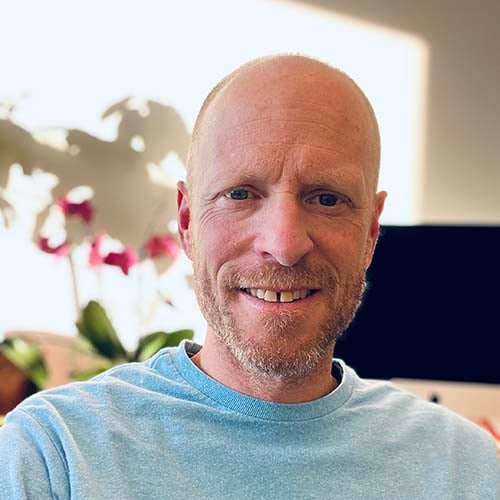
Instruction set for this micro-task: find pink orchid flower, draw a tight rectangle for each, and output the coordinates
[89,233,138,275]
[38,237,71,257]
[145,234,179,260]
[58,196,95,224]
[103,247,139,275]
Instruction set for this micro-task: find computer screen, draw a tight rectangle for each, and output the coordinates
[335,225,500,384]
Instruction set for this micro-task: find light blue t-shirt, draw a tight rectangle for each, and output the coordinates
[1,341,499,499]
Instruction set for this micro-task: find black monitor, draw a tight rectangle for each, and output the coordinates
[335,225,500,384]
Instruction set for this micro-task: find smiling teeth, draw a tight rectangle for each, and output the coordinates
[245,288,313,303]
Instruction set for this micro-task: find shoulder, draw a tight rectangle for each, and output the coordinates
[3,346,181,430]
[340,362,499,458]
[0,348,184,476]
[366,376,496,447]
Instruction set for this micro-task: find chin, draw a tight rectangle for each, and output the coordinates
[218,320,334,378]
[229,339,330,379]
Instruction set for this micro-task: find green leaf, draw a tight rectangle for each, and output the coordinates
[70,364,112,382]
[161,329,194,347]
[0,339,48,389]
[76,301,128,361]
[134,329,193,362]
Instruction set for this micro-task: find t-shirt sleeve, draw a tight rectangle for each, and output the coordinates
[0,410,69,500]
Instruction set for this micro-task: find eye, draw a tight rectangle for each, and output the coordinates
[309,193,342,206]
[225,188,251,200]
[319,193,339,206]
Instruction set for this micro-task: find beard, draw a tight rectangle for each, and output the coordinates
[193,257,366,379]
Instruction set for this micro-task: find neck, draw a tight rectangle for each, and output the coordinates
[190,334,338,403]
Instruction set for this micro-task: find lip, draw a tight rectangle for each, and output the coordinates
[237,288,319,312]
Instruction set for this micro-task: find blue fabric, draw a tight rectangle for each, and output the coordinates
[1,340,499,499]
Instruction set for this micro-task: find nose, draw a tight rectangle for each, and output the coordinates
[253,194,314,267]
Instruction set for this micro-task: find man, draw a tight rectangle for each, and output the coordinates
[1,55,499,499]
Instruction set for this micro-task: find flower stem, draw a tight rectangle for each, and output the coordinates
[68,252,80,320]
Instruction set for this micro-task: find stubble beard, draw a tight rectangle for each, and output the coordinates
[193,258,366,379]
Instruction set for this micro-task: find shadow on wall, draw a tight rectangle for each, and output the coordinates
[0,98,191,249]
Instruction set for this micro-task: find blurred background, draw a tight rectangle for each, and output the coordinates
[0,0,499,400]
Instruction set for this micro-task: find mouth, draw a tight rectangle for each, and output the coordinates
[239,288,319,303]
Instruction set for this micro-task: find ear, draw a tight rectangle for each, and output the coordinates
[177,180,193,259]
[364,191,387,270]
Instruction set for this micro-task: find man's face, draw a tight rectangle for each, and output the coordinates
[179,63,385,377]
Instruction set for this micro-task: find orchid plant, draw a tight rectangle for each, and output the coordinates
[0,168,193,388]
[41,186,191,376]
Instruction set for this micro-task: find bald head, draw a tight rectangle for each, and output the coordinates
[187,55,381,197]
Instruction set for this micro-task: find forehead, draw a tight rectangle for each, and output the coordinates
[192,60,377,195]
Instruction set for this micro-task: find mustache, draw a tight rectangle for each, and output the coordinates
[222,262,336,290]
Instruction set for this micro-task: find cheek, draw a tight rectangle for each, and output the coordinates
[195,216,251,271]
[315,222,369,271]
